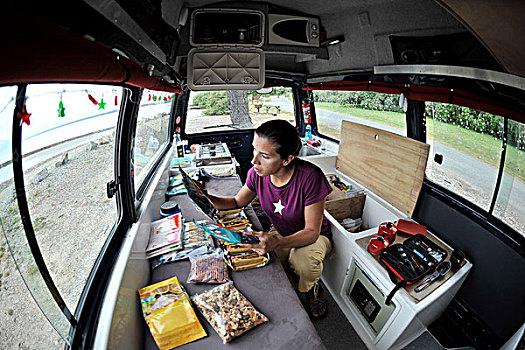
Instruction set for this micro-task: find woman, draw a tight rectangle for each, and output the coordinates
[205,119,333,319]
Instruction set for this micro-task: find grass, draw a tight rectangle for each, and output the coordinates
[33,216,47,231]
[316,103,525,182]
[27,265,39,275]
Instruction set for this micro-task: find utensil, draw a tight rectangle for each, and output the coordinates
[414,261,451,292]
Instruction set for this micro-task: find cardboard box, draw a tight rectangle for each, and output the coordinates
[325,184,366,221]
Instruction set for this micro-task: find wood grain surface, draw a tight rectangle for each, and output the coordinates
[336,120,429,217]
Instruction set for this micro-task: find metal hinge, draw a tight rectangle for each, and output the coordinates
[106,179,119,198]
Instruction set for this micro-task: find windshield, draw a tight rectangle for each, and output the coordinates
[185,88,295,134]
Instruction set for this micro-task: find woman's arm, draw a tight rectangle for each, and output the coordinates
[207,184,257,210]
[244,198,326,255]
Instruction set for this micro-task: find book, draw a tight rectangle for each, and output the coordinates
[179,166,216,218]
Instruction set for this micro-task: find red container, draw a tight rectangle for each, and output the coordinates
[368,234,390,256]
[378,222,398,243]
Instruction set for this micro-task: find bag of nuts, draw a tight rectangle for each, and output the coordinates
[192,282,268,343]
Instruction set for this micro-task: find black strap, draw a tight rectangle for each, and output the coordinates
[386,280,406,306]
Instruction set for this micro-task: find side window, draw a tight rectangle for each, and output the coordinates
[493,119,525,235]
[5,84,120,343]
[185,88,295,134]
[133,89,173,190]
[425,102,503,212]
[313,90,407,140]
[1,87,68,345]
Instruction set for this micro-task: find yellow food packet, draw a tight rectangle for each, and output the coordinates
[139,276,206,349]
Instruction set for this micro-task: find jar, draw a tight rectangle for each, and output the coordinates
[160,200,181,218]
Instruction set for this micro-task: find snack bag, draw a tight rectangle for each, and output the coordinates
[222,243,253,255]
[193,219,260,244]
[187,249,230,284]
[192,282,268,343]
[139,276,206,349]
[184,220,215,249]
[224,251,270,271]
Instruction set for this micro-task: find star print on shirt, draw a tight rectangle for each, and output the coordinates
[273,199,285,215]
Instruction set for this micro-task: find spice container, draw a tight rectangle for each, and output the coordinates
[160,200,181,218]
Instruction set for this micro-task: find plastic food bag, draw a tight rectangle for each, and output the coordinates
[151,245,211,270]
[184,221,215,249]
[187,249,229,284]
[192,282,268,343]
[193,219,259,244]
[138,276,206,350]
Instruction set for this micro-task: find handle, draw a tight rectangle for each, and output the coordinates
[415,279,432,292]
[415,273,438,292]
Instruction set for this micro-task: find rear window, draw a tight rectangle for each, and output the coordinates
[313,90,406,140]
[185,88,295,134]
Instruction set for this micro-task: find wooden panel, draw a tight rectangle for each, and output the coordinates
[336,120,429,217]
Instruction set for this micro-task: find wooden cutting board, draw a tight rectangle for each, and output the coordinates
[336,120,430,217]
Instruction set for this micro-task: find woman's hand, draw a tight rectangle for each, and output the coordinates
[239,231,281,255]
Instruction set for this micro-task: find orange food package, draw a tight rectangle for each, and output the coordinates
[139,276,206,349]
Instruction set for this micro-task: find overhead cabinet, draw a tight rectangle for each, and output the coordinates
[188,9,265,90]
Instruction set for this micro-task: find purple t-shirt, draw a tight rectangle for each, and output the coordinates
[246,158,332,237]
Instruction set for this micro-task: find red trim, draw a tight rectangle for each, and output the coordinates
[304,81,525,123]
[0,11,182,93]
[381,260,405,281]
[381,259,420,285]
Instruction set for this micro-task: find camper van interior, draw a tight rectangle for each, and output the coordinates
[0,0,524,349]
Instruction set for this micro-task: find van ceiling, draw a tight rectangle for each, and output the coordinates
[437,0,525,79]
[166,0,476,77]
[3,0,524,84]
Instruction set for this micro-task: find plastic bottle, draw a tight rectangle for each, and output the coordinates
[174,132,186,157]
[305,124,312,141]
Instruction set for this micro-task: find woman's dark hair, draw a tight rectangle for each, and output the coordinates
[255,120,302,160]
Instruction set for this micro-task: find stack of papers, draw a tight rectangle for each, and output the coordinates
[146,213,183,258]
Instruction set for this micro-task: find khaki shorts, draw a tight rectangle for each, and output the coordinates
[270,227,332,293]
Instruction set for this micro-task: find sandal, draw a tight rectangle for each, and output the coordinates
[306,283,328,319]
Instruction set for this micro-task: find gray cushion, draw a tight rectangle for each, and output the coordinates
[146,175,325,349]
